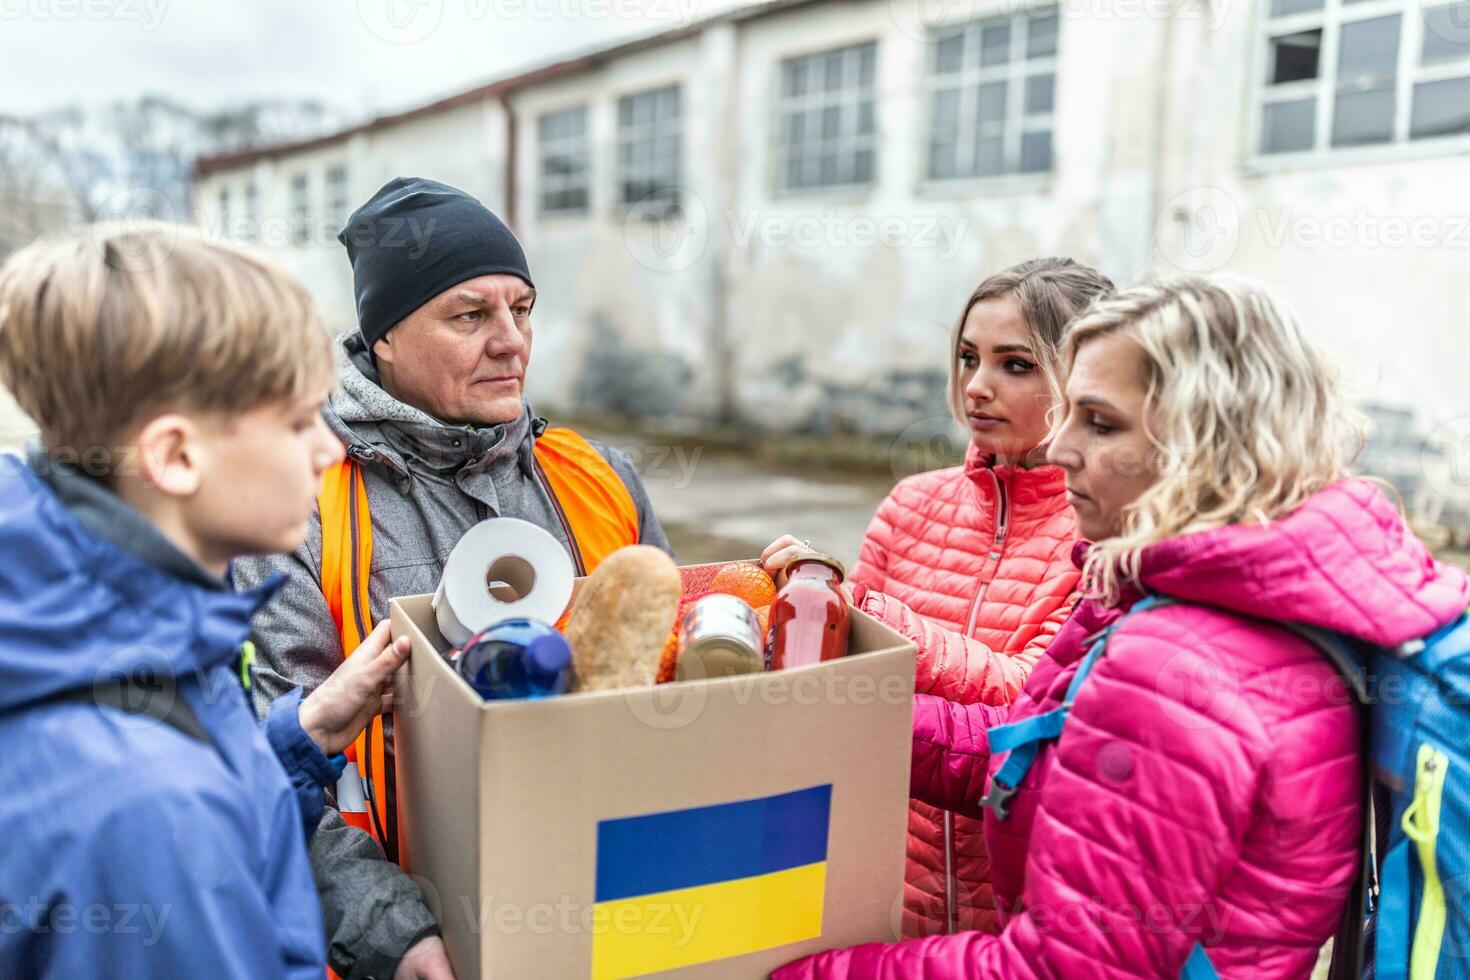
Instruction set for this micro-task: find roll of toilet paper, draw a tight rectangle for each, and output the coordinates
[431,518,576,648]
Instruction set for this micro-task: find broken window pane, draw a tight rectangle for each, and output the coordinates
[1270,30,1322,84]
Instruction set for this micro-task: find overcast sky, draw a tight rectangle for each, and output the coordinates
[0,0,756,118]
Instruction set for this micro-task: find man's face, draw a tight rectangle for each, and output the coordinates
[373,273,536,426]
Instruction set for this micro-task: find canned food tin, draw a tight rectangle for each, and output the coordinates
[676,593,764,681]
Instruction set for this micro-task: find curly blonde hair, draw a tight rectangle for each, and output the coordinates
[1063,276,1365,603]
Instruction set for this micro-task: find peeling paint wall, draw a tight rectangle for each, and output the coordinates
[191,0,1470,457]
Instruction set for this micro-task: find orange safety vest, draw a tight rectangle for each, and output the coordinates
[316,425,639,864]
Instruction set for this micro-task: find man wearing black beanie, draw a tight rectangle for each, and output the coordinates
[235,177,673,980]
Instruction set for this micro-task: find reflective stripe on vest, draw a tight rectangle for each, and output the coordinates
[315,425,640,863]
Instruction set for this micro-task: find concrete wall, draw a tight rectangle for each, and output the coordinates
[193,98,506,337]
[1151,3,1470,426]
[192,0,1470,450]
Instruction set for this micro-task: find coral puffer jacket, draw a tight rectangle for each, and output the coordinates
[779,480,1470,979]
[851,442,1079,936]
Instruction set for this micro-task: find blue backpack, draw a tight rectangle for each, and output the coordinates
[1348,610,1470,979]
[980,596,1470,979]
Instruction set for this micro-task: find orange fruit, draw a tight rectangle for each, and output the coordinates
[655,631,679,684]
[708,562,778,609]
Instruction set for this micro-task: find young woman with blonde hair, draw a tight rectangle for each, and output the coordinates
[776,276,1469,978]
[764,256,1112,936]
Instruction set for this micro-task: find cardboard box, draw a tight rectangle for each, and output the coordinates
[388,585,916,980]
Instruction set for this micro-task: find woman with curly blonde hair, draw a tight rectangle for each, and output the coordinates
[777,276,1469,978]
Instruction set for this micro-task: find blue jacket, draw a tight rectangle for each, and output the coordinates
[0,454,338,978]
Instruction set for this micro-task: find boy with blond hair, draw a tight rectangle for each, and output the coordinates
[0,222,411,978]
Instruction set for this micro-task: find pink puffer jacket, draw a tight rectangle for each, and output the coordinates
[851,443,1079,937]
[780,479,1470,979]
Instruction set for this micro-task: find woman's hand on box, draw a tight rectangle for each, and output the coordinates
[299,621,412,756]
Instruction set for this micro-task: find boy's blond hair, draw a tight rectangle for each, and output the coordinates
[0,221,334,466]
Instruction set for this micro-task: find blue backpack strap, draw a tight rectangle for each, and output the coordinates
[1374,835,1412,980]
[1180,943,1219,979]
[981,635,1107,818]
[980,596,1172,820]
[1283,621,1370,704]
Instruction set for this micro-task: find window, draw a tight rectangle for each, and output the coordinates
[538,106,590,214]
[776,41,878,192]
[925,9,1058,181]
[617,85,681,212]
[243,182,258,242]
[217,187,230,237]
[290,173,310,246]
[325,165,349,231]
[1259,0,1470,155]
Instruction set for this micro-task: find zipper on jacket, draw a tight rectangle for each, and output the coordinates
[963,470,1010,636]
[1404,742,1449,979]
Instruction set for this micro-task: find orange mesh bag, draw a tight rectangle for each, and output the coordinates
[655,560,775,683]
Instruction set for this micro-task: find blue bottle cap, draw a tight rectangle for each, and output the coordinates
[526,633,572,674]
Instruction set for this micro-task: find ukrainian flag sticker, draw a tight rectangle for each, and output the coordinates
[590,784,833,979]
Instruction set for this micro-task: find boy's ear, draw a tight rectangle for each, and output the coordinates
[134,414,204,498]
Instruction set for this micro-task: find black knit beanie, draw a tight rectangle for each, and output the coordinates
[338,177,534,350]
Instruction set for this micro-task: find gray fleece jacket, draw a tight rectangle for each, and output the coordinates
[233,332,672,980]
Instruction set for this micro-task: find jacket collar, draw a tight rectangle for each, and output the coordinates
[326,331,536,482]
[27,443,224,591]
[3,460,282,692]
[964,441,1068,509]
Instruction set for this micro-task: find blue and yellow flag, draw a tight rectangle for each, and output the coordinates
[590,784,833,980]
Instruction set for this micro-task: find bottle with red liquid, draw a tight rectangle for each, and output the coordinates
[766,552,851,671]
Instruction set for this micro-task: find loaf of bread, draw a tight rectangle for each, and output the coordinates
[565,545,682,692]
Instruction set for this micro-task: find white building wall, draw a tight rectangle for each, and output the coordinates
[194,99,505,337]
[193,0,1470,440]
[1162,1,1470,425]
[720,1,1166,432]
[509,35,728,418]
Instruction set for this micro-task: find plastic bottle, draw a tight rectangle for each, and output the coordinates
[455,618,572,700]
[766,552,851,671]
